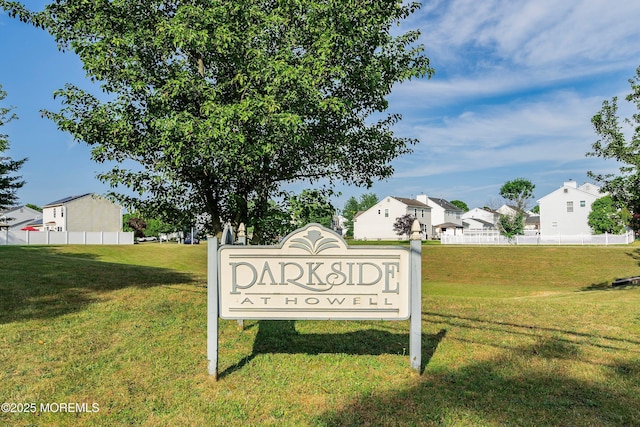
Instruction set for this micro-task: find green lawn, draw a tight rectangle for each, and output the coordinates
[1,243,639,426]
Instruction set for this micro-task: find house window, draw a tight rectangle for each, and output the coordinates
[413,208,417,217]
[567,201,573,213]
[421,209,424,218]
[552,222,558,228]
[580,200,586,208]
[53,208,56,218]
[378,209,381,215]
[61,207,64,217]
[385,209,389,218]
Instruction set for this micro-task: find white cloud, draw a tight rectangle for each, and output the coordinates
[414,0,640,74]
[393,91,604,178]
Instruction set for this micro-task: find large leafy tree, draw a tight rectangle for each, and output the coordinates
[0,84,27,212]
[2,0,432,241]
[588,66,640,232]
[588,195,630,234]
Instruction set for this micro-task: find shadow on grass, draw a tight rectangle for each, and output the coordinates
[0,246,197,324]
[422,311,640,349]
[579,248,640,292]
[581,281,614,291]
[313,313,640,425]
[315,339,640,426]
[219,320,446,379]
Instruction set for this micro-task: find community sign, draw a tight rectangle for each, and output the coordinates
[218,224,410,320]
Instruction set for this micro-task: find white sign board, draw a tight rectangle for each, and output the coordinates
[218,224,410,320]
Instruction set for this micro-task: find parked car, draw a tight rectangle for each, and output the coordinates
[184,237,199,244]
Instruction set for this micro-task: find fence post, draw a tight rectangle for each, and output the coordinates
[207,236,219,379]
[409,220,422,374]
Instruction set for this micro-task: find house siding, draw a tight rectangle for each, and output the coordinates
[67,196,122,232]
[417,195,463,236]
[43,194,122,232]
[353,196,431,240]
[538,182,603,235]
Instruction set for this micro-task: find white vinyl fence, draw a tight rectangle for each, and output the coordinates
[0,230,134,245]
[442,230,635,245]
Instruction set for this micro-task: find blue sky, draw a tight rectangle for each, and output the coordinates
[1,0,639,212]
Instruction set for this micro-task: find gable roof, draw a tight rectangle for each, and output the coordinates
[44,193,93,207]
[537,182,603,203]
[1,205,41,215]
[428,197,464,211]
[391,197,430,208]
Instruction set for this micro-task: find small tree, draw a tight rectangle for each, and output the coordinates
[0,84,27,211]
[498,213,524,241]
[498,178,534,240]
[342,192,378,237]
[393,214,415,238]
[123,214,147,238]
[499,178,535,212]
[588,195,630,234]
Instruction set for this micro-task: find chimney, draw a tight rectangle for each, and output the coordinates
[564,180,577,189]
[416,194,428,204]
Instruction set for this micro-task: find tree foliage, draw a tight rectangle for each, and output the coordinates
[449,199,469,212]
[124,215,147,238]
[393,213,414,238]
[123,212,177,238]
[2,0,432,242]
[0,84,27,211]
[342,192,378,237]
[587,66,640,232]
[588,195,630,234]
[288,188,334,229]
[499,178,535,212]
[498,213,524,240]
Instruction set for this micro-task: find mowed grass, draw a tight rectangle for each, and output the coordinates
[1,242,639,426]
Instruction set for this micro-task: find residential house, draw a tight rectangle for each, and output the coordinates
[496,204,521,217]
[0,205,42,231]
[525,213,540,232]
[331,214,348,237]
[462,207,500,233]
[417,195,464,237]
[42,193,123,232]
[353,196,432,240]
[537,180,604,235]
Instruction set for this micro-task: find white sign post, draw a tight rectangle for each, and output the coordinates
[208,222,422,379]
